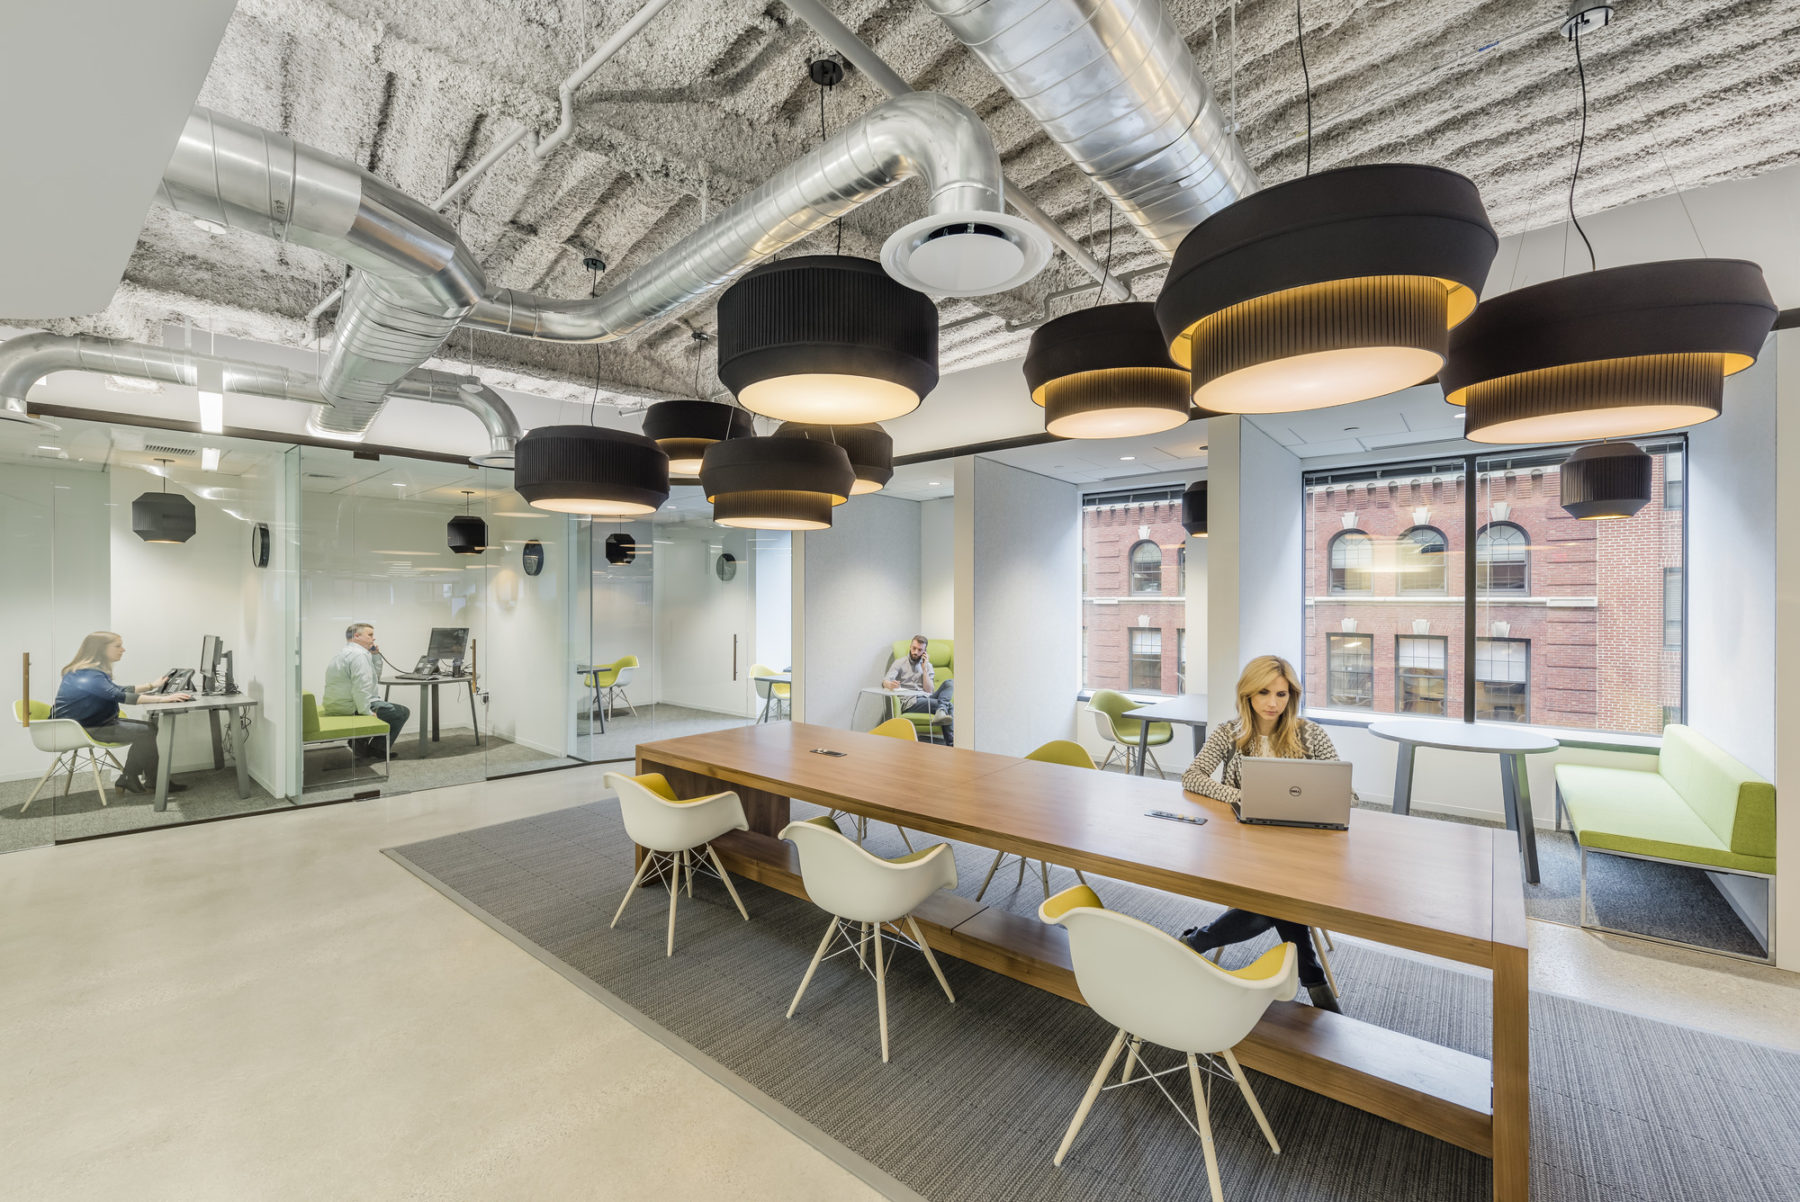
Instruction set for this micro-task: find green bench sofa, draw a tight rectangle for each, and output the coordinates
[1554,723,1774,959]
[302,691,392,782]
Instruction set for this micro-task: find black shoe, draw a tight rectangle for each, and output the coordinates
[115,775,146,795]
[166,780,188,793]
[1306,983,1343,1014]
[1178,927,1208,953]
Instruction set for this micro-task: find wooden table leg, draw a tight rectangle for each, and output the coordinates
[1390,741,1417,814]
[1492,832,1531,1201]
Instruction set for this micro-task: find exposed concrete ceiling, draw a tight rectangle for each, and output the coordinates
[20,0,1800,418]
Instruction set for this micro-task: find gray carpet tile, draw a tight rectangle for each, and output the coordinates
[0,761,291,852]
[389,799,1800,1202]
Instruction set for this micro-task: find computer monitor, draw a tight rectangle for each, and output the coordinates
[425,627,468,664]
[200,634,221,680]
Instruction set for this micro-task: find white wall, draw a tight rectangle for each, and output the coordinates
[963,457,1082,757]
[1206,417,1304,725]
[920,496,955,637]
[1775,332,1800,972]
[478,499,571,757]
[795,493,922,729]
[587,518,655,702]
[751,532,792,675]
[653,525,754,716]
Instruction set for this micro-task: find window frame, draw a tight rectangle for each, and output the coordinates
[1396,525,1449,595]
[1325,632,1375,710]
[1664,566,1683,650]
[1475,521,1530,594]
[1327,530,1374,596]
[1127,539,1164,596]
[1128,627,1163,692]
[1474,636,1531,723]
[1394,633,1449,715]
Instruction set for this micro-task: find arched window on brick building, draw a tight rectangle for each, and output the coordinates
[1128,539,1163,595]
[1477,521,1529,593]
[1397,525,1448,594]
[1328,530,1372,595]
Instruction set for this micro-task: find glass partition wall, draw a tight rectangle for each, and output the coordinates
[1,416,299,851]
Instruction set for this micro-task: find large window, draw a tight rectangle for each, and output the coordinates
[1328,531,1373,594]
[1326,633,1374,709]
[1129,540,1164,595]
[1475,638,1530,722]
[1082,487,1185,694]
[1476,522,1529,593]
[1129,628,1163,691]
[1304,442,1684,735]
[1396,635,1448,714]
[1397,526,1448,594]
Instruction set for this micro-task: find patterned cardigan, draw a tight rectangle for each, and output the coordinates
[1179,717,1348,805]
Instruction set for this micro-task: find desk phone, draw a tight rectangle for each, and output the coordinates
[153,669,196,694]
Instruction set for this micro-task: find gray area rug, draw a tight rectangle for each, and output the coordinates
[388,799,1800,1202]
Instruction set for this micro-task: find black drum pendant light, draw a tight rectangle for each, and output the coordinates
[132,458,196,544]
[447,490,487,554]
[1181,480,1208,537]
[1559,441,1653,520]
[699,436,856,530]
[1447,260,1776,444]
[1155,164,1496,414]
[773,421,894,495]
[514,425,670,516]
[641,401,757,476]
[1024,302,1193,438]
[717,256,938,424]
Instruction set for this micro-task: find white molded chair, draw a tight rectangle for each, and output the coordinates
[1041,885,1296,1200]
[12,700,126,812]
[605,771,750,956]
[781,815,959,1063]
[1204,926,1340,1001]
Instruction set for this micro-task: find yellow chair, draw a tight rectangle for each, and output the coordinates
[750,663,790,723]
[1086,688,1173,777]
[583,656,639,720]
[886,638,953,744]
[11,700,127,812]
[1041,885,1295,1198]
[781,815,959,1062]
[976,740,1095,901]
[605,771,750,956]
[831,718,919,850]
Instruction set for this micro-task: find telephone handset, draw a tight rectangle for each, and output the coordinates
[156,669,196,695]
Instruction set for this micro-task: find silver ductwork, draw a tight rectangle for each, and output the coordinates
[0,333,520,466]
[924,0,1258,256]
[158,107,488,435]
[465,90,1046,341]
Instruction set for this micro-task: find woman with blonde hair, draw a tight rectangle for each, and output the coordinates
[51,632,193,796]
[1177,654,1348,1012]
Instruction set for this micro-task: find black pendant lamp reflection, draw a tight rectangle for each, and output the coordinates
[773,421,893,494]
[1181,480,1208,537]
[1560,442,1653,520]
[1024,302,1193,438]
[132,458,196,544]
[717,256,938,424]
[514,425,670,517]
[604,531,638,564]
[1445,21,1776,444]
[447,490,487,554]
[699,436,856,530]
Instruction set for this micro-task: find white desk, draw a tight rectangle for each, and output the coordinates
[1368,717,1560,884]
[127,694,258,813]
[1122,693,1211,771]
[381,675,480,758]
[854,685,930,732]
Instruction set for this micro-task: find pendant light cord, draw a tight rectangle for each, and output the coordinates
[590,265,603,425]
[1568,27,1597,272]
[819,80,843,256]
[1089,203,1115,309]
[1296,0,1312,176]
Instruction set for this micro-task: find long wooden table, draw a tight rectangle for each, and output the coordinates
[636,722,1529,1200]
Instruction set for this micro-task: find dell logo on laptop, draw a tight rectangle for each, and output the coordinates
[1288,786,1303,797]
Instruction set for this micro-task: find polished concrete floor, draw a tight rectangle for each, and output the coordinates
[3,767,1795,1200]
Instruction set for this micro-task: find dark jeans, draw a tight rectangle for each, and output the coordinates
[353,700,410,755]
[1184,908,1325,988]
[84,719,158,782]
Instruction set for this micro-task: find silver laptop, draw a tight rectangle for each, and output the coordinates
[1235,758,1353,830]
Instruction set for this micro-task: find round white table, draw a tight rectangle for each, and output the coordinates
[1368,717,1560,885]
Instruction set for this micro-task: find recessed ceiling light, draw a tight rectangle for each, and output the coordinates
[1119,456,1135,461]
[37,444,58,451]
[928,481,941,487]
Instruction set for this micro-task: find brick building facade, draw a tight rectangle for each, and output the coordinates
[1083,495,1188,695]
[1303,449,1682,734]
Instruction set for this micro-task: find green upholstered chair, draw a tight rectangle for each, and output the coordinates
[886,638,953,744]
[12,699,128,812]
[582,656,639,719]
[301,691,392,781]
[1086,689,1173,777]
[976,740,1096,901]
[1555,724,1775,959]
